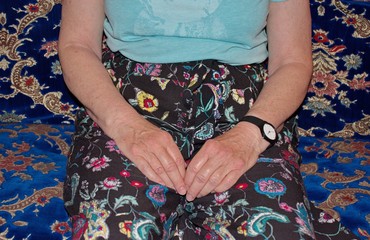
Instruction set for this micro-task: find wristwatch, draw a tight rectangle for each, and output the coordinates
[240,115,277,146]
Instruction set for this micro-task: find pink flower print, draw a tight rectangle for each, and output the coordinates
[318,212,335,223]
[255,178,286,198]
[101,177,121,190]
[219,65,230,79]
[183,72,191,80]
[213,191,230,206]
[120,170,131,178]
[280,172,292,181]
[71,213,88,240]
[86,156,112,172]
[130,181,144,188]
[134,63,162,76]
[105,140,122,154]
[279,202,293,212]
[295,217,306,226]
[160,213,167,223]
[146,185,168,208]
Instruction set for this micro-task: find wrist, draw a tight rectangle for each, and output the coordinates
[235,121,270,153]
[87,105,142,137]
[238,115,278,148]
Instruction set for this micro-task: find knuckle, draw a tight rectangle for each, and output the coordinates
[189,164,200,174]
[131,145,143,156]
[232,159,245,169]
[204,139,219,152]
[154,166,164,174]
[173,157,184,166]
[208,175,220,186]
[225,176,237,187]
[163,161,177,172]
[158,131,172,142]
[195,174,208,184]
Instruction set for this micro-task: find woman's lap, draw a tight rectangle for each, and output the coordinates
[64,50,358,239]
[64,112,313,239]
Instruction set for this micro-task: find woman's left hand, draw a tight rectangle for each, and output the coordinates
[184,122,269,201]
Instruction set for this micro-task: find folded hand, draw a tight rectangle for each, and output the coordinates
[184,122,268,201]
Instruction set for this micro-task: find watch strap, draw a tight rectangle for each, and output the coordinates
[240,115,268,128]
[239,115,277,146]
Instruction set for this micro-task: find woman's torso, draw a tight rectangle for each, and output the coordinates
[103,0,284,65]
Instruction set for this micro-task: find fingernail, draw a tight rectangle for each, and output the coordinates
[178,186,186,195]
[186,193,194,202]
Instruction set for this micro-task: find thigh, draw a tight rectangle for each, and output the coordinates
[63,110,182,239]
[180,121,316,240]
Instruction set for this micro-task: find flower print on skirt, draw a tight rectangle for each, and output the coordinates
[63,48,360,240]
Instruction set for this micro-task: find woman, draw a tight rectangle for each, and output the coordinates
[59,0,358,239]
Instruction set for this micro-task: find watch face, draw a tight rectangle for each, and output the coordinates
[263,124,277,140]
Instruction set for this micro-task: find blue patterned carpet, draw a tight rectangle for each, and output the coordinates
[0,124,73,239]
[299,136,370,239]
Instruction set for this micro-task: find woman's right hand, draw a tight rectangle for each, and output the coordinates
[98,110,187,195]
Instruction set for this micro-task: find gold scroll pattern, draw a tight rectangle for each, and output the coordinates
[0,0,75,121]
[332,0,370,39]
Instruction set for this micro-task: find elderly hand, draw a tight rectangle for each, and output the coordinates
[184,122,269,201]
[105,113,187,195]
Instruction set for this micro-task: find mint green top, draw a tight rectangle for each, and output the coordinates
[104,0,285,66]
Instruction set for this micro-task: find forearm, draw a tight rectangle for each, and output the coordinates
[59,45,141,131]
[246,62,312,130]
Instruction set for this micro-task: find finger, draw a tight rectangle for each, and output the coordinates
[185,155,222,201]
[185,166,213,201]
[154,147,187,195]
[133,155,165,185]
[184,149,209,189]
[146,153,175,189]
[213,169,244,194]
[166,143,186,178]
[197,166,228,198]
[185,150,208,201]
[135,154,174,189]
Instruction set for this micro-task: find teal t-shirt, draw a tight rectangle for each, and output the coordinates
[104,0,285,66]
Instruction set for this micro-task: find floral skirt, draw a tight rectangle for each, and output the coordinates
[64,49,359,240]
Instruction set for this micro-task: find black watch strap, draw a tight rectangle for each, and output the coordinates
[239,115,277,146]
[240,115,267,128]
